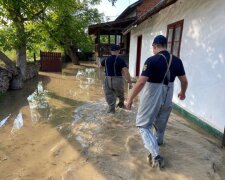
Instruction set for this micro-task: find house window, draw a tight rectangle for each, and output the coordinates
[110,35,116,44]
[166,20,184,57]
[100,35,108,44]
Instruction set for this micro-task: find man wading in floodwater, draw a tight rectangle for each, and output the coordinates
[126,35,188,169]
[100,44,132,114]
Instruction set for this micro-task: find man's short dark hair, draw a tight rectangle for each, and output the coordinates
[152,35,167,48]
[111,44,120,51]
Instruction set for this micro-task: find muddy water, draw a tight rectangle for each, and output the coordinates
[0,62,225,180]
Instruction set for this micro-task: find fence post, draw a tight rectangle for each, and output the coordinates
[34,53,36,62]
[40,50,42,70]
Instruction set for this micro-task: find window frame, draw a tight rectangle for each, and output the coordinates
[166,19,184,57]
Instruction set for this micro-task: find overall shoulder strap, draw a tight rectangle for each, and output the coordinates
[105,57,109,76]
[113,56,118,76]
[159,53,172,83]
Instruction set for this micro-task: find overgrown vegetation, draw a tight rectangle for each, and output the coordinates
[0,0,102,78]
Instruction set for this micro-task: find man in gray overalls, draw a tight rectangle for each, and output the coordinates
[126,35,188,169]
[101,44,132,113]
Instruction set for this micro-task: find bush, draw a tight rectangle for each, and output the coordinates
[77,52,94,61]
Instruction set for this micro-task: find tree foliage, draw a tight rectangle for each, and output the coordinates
[0,0,51,51]
[0,0,102,66]
[0,0,53,78]
[108,0,117,6]
[41,0,101,53]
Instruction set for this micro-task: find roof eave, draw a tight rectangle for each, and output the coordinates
[88,17,136,35]
[122,0,178,35]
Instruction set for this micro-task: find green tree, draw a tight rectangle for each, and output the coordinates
[0,0,51,79]
[0,0,101,78]
[40,0,101,64]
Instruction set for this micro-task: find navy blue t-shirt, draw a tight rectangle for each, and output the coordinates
[101,55,127,76]
[141,51,185,84]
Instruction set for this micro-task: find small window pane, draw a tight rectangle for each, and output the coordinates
[172,42,180,56]
[167,43,172,53]
[174,26,181,41]
[100,35,108,44]
[168,29,173,42]
[110,35,116,44]
[167,20,183,57]
[116,35,121,45]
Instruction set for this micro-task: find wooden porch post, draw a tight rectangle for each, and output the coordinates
[97,31,100,57]
[108,35,110,45]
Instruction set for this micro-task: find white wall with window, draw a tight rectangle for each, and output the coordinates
[167,20,184,57]
[128,0,225,133]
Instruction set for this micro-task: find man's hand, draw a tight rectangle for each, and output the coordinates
[128,83,133,89]
[178,92,186,100]
[122,67,132,84]
[126,99,133,110]
[126,76,148,110]
[178,75,188,100]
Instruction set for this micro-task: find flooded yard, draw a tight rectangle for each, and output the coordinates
[0,62,225,180]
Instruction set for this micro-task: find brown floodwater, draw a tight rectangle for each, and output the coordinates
[0,62,225,180]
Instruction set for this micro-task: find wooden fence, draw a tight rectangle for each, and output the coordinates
[40,51,62,72]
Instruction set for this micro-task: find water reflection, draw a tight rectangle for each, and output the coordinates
[27,81,51,123]
[75,68,98,89]
[76,68,96,77]
[55,100,108,151]
[73,101,107,122]
[11,112,23,133]
[72,101,106,147]
[0,114,10,127]
[70,100,136,152]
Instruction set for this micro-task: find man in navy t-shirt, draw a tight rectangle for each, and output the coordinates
[101,44,132,113]
[126,35,188,169]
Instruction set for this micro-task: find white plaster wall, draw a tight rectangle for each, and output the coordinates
[129,0,225,133]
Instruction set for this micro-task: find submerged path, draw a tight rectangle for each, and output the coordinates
[0,62,224,180]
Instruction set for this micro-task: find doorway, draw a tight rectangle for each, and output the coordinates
[136,35,142,76]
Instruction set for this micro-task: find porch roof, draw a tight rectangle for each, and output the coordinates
[122,0,178,35]
[88,17,136,35]
[88,0,142,36]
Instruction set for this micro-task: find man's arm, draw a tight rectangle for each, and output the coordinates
[98,57,106,68]
[126,76,148,109]
[177,75,188,100]
[122,67,132,83]
[122,67,133,89]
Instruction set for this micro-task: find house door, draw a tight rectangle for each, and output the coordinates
[136,35,142,76]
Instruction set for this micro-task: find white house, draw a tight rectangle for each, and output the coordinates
[125,0,225,137]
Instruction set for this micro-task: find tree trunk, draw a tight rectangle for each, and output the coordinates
[15,21,27,80]
[0,51,18,75]
[9,67,24,90]
[16,46,27,80]
[0,67,12,93]
[68,47,79,65]
[0,51,23,90]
